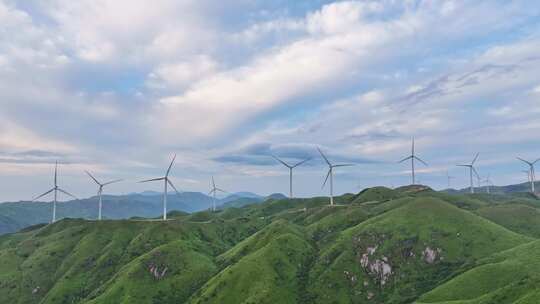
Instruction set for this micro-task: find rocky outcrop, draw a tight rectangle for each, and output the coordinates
[422,246,442,264]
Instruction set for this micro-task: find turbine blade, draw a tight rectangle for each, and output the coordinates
[138,177,165,183]
[317,147,331,166]
[85,170,101,185]
[54,161,58,187]
[212,176,216,188]
[165,154,176,177]
[271,155,291,168]
[208,189,215,196]
[167,179,181,195]
[292,157,311,168]
[216,188,227,193]
[333,163,355,167]
[57,188,78,200]
[322,169,331,189]
[32,188,54,201]
[517,157,531,165]
[414,156,428,166]
[456,164,470,167]
[472,167,480,180]
[471,152,479,165]
[399,155,413,163]
[102,179,123,186]
[533,158,540,165]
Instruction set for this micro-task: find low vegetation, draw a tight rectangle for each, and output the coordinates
[1,186,540,303]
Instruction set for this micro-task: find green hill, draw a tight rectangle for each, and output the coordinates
[0,187,539,304]
[307,197,531,304]
[416,240,540,304]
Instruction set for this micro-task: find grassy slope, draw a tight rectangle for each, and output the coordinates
[307,197,532,304]
[1,188,540,304]
[190,220,315,304]
[417,240,540,304]
[475,204,540,238]
[0,217,265,304]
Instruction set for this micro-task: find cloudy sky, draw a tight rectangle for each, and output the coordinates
[1,0,540,201]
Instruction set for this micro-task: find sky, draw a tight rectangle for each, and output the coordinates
[1,0,540,201]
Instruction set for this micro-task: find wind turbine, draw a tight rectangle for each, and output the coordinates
[139,154,181,220]
[208,176,227,212]
[318,147,354,206]
[522,170,531,185]
[272,155,311,198]
[446,170,455,188]
[517,157,539,193]
[32,161,78,223]
[399,137,427,185]
[85,171,122,220]
[457,153,480,194]
[483,173,493,194]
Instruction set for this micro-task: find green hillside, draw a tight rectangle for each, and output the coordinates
[1,186,539,304]
[416,240,540,304]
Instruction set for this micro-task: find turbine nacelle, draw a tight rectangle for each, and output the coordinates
[317,147,354,205]
[31,161,78,223]
[138,154,181,220]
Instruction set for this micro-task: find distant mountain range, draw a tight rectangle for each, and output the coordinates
[0,191,283,235]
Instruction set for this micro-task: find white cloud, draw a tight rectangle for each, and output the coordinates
[147,55,218,90]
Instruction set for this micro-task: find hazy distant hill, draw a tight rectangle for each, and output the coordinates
[0,191,266,235]
[1,186,540,303]
[219,192,287,209]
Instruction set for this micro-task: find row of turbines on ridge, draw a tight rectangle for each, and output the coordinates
[31,138,538,223]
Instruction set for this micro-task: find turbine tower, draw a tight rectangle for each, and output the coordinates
[32,161,78,223]
[446,170,455,188]
[399,137,427,185]
[522,170,531,185]
[517,157,539,193]
[139,154,181,220]
[457,153,480,194]
[208,176,226,212]
[85,171,122,220]
[272,155,311,198]
[318,147,354,206]
[483,173,493,194]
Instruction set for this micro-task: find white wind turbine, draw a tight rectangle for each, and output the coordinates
[517,157,539,193]
[139,154,181,220]
[522,170,532,185]
[272,155,311,199]
[399,137,427,185]
[446,170,455,188]
[457,153,480,194]
[32,161,78,223]
[208,176,227,212]
[483,173,493,194]
[85,171,122,220]
[318,147,354,206]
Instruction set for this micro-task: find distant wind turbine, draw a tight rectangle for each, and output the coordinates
[85,171,122,220]
[446,170,455,188]
[483,173,493,194]
[457,153,480,194]
[318,147,354,206]
[517,157,539,193]
[399,137,427,185]
[272,155,311,198]
[208,176,227,212]
[32,161,78,223]
[139,154,181,220]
